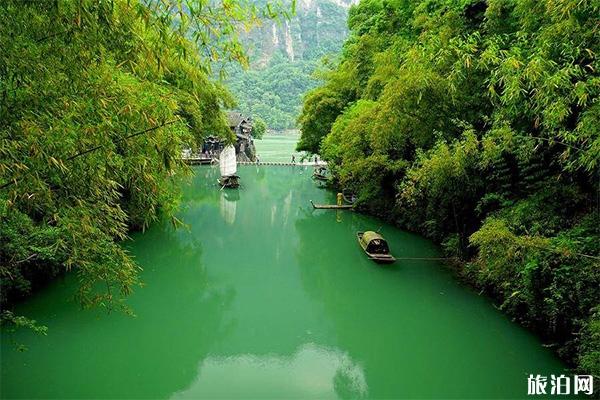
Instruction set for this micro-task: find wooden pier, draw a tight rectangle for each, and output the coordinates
[310,200,353,210]
[182,159,328,167]
[182,157,214,165]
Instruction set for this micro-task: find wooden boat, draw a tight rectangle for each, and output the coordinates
[218,145,240,189]
[218,175,240,188]
[357,231,396,264]
[312,166,328,181]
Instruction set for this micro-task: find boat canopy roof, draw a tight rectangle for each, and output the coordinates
[363,231,390,254]
[363,231,384,243]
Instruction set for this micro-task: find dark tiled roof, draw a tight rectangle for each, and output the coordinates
[227,112,251,128]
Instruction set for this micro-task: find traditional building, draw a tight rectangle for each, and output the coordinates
[200,112,256,162]
[227,112,256,162]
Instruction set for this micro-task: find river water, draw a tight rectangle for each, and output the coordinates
[254,131,302,163]
[0,165,568,399]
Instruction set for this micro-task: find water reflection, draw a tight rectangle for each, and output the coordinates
[172,344,367,399]
[220,189,240,225]
[1,166,569,399]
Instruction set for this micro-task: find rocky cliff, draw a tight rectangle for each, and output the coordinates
[225,0,355,130]
[249,0,357,66]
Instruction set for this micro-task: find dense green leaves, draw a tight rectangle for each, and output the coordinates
[300,0,600,373]
[0,0,271,322]
[227,54,320,130]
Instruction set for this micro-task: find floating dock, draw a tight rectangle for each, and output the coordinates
[310,200,353,210]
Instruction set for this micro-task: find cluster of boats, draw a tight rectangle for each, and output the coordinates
[312,166,396,264]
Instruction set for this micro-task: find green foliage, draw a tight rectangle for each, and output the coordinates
[579,307,600,379]
[468,214,600,365]
[227,53,320,130]
[252,117,268,139]
[300,0,600,372]
[225,0,352,130]
[0,0,273,325]
[0,311,48,351]
[297,83,354,153]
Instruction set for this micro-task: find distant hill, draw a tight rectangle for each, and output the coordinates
[225,0,356,130]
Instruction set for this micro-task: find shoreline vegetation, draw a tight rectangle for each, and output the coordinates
[297,0,599,377]
[0,0,598,390]
[0,0,286,331]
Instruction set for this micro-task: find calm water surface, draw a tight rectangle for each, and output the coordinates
[254,132,303,163]
[1,166,568,399]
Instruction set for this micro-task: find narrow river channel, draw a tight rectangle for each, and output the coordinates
[1,165,569,399]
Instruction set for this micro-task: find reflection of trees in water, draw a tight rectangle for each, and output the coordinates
[255,165,266,181]
[178,167,222,211]
[122,223,236,398]
[294,210,410,399]
[170,343,368,399]
[334,362,368,400]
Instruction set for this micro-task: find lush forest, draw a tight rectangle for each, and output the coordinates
[298,0,600,374]
[0,0,279,331]
[225,0,353,129]
[225,54,319,130]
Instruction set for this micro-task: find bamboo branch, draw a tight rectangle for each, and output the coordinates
[524,134,587,153]
[0,119,179,190]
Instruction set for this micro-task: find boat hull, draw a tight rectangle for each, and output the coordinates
[357,232,396,264]
[218,175,240,189]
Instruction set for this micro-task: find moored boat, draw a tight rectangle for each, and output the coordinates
[312,166,329,181]
[218,145,240,188]
[218,175,240,188]
[357,231,396,263]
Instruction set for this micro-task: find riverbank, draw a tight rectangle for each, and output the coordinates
[295,0,599,381]
[319,176,600,379]
[262,129,598,376]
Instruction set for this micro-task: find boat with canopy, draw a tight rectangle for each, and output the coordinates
[357,231,396,264]
[312,166,329,181]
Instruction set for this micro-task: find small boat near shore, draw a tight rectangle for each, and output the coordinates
[218,145,240,189]
[357,231,396,264]
[218,175,240,188]
[312,166,329,181]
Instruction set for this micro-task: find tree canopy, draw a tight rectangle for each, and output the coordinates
[0,0,277,322]
[225,0,352,130]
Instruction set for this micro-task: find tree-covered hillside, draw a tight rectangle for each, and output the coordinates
[226,53,319,130]
[298,0,600,375]
[225,0,355,130]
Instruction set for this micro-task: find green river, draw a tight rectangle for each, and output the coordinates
[1,149,569,398]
